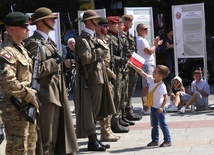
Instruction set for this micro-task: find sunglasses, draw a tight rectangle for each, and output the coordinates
[99,24,108,28]
[19,24,29,29]
[140,28,148,31]
[173,81,180,85]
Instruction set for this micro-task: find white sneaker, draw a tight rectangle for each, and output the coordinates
[143,109,151,115]
[191,105,195,112]
[165,101,174,109]
[180,106,186,114]
[166,105,178,112]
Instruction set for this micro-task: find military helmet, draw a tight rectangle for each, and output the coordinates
[82,10,100,21]
[31,7,58,25]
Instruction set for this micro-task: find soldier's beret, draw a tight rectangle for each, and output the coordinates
[122,14,133,21]
[4,12,29,26]
[98,17,108,26]
[107,16,119,24]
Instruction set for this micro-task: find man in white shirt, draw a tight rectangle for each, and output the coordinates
[136,23,163,114]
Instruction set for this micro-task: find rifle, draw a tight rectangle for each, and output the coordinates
[9,41,42,123]
[26,41,42,123]
[109,35,115,73]
[118,33,128,79]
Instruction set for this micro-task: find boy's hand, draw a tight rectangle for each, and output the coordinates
[158,107,164,113]
[143,105,149,111]
[127,61,133,67]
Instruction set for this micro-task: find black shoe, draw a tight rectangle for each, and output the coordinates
[119,118,129,127]
[88,134,106,151]
[97,140,110,149]
[122,117,135,126]
[111,124,129,133]
[88,141,106,151]
[95,135,110,149]
[126,113,142,121]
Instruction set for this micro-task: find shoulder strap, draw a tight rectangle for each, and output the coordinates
[150,82,163,94]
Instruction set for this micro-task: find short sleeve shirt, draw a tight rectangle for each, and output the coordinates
[191,79,210,106]
[137,36,155,65]
[147,75,167,108]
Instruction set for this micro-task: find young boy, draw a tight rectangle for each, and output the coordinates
[128,61,172,147]
[179,69,210,114]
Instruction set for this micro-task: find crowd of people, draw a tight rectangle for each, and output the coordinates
[0,7,211,154]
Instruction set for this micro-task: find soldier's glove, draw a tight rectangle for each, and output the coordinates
[52,53,62,64]
[30,95,39,109]
[0,124,4,144]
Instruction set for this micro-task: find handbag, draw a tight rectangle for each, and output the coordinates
[145,82,162,107]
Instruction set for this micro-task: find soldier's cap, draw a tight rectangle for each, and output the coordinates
[122,14,133,21]
[31,7,58,25]
[4,12,29,26]
[82,10,100,21]
[98,17,108,26]
[107,16,119,24]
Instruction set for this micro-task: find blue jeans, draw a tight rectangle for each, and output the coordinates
[150,107,171,143]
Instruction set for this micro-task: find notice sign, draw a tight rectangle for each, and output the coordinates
[172,3,206,58]
[124,7,154,47]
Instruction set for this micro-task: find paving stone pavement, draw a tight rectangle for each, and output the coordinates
[0,86,214,155]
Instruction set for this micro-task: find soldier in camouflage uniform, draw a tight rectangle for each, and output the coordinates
[0,12,38,155]
[95,17,120,142]
[122,14,142,121]
[0,83,4,144]
[117,17,137,126]
[106,16,129,133]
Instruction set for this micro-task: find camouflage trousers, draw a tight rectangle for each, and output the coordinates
[1,104,37,155]
[125,67,138,115]
[111,72,128,125]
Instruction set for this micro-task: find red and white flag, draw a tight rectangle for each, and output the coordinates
[129,52,145,68]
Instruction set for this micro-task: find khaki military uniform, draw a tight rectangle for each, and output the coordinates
[0,37,37,154]
[106,32,128,127]
[24,31,78,155]
[96,34,120,142]
[75,30,115,138]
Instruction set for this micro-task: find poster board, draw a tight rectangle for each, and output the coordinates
[77,9,106,35]
[124,7,155,64]
[26,12,62,55]
[172,3,207,79]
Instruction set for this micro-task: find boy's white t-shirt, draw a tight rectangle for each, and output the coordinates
[147,75,167,109]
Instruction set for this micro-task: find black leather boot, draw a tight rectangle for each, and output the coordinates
[95,134,110,149]
[111,124,129,133]
[119,118,130,127]
[88,134,106,151]
[126,113,142,121]
[122,117,135,125]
